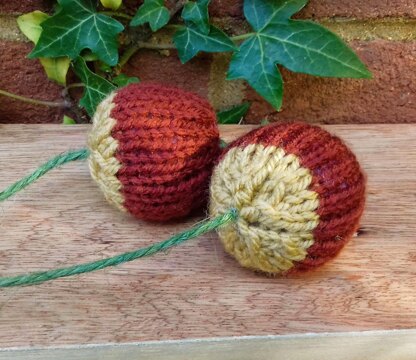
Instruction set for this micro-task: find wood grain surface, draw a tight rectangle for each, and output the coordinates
[0,124,415,348]
[2,330,416,360]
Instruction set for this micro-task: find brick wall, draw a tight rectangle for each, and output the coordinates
[0,0,415,124]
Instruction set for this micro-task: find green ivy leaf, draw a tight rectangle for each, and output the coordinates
[39,58,71,85]
[100,0,122,10]
[228,0,371,110]
[174,24,236,63]
[17,11,48,43]
[63,115,76,124]
[17,11,70,85]
[73,57,116,116]
[181,0,210,34]
[112,74,140,87]
[217,102,250,124]
[29,0,124,66]
[131,0,170,32]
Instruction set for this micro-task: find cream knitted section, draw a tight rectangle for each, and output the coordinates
[88,92,125,212]
[209,144,320,273]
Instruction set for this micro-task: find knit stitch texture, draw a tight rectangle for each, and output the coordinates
[88,83,220,221]
[209,122,366,274]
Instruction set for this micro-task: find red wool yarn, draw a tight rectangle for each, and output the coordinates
[209,122,366,274]
[88,83,220,222]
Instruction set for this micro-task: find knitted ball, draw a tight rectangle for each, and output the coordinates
[209,122,366,274]
[88,83,220,222]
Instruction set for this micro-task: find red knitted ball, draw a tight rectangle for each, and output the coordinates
[88,83,220,222]
[209,122,366,274]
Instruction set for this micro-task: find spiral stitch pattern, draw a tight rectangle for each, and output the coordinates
[210,122,366,274]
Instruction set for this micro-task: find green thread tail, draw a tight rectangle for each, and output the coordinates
[0,149,89,202]
[0,209,238,288]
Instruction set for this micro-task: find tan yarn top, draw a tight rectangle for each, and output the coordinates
[88,92,125,212]
[210,144,320,273]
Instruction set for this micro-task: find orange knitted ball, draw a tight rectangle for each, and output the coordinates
[88,83,220,222]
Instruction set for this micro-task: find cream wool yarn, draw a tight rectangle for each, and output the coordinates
[210,144,320,273]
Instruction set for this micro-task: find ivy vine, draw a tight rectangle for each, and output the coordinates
[2,0,371,124]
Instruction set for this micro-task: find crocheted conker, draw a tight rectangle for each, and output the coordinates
[88,83,220,222]
[209,122,366,274]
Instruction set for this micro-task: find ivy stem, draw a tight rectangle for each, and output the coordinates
[137,41,176,50]
[0,89,67,108]
[231,33,255,41]
[99,11,133,20]
[117,40,176,71]
[164,24,184,31]
[118,44,141,70]
[65,83,85,90]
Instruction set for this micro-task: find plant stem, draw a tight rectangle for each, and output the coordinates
[65,83,85,90]
[169,0,187,17]
[164,24,184,31]
[100,11,133,20]
[118,44,141,70]
[117,40,176,71]
[231,33,255,41]
[0,89,67,108]
[137,41,176,50]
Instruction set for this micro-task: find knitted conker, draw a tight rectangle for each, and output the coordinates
[88,83,220,222]
[209,122,366,274]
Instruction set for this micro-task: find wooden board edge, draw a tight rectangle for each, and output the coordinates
[1,329,416,360]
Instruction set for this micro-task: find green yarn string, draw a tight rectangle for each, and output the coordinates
[0,148,89,202]
[0,209,238,288]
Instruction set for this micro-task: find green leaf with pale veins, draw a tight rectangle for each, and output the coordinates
[228,0,372,110]
[217,102,250,124]
[73,57,116,116]
[181,0,210,34]
[174,24,236,63]
[112,74,140,87]
[29,0,124,66]
[17,11,71,85]
[131,0,170,32]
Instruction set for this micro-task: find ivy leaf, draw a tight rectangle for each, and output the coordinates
[174,24,236,63]
[63,115,76,125]
[131,0,170,32]
[17,10,48,43]
[100,0,122,10]
[217,102,250,124]
[73,57,116,116]
[112,74,140,87]
[29,0,124,66]
[181,0,210,34]
[228,0,371,110]
[39,58,71,85]
[17,11,70,85]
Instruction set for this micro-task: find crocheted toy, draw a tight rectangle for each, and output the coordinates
[88,83,220,221]
[210,122,366,274]
[0,85,366,287]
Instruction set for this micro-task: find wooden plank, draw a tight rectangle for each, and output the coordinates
[0,124,415,349]
[1,330,416,360]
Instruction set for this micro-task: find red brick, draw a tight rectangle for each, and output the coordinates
[0,0,54,14]
[243,40,416,124]
[0,41,63,123]
[123,49,212,99]
[210,0,416,19]
[299,1,416,19]
[209,0,242,18]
